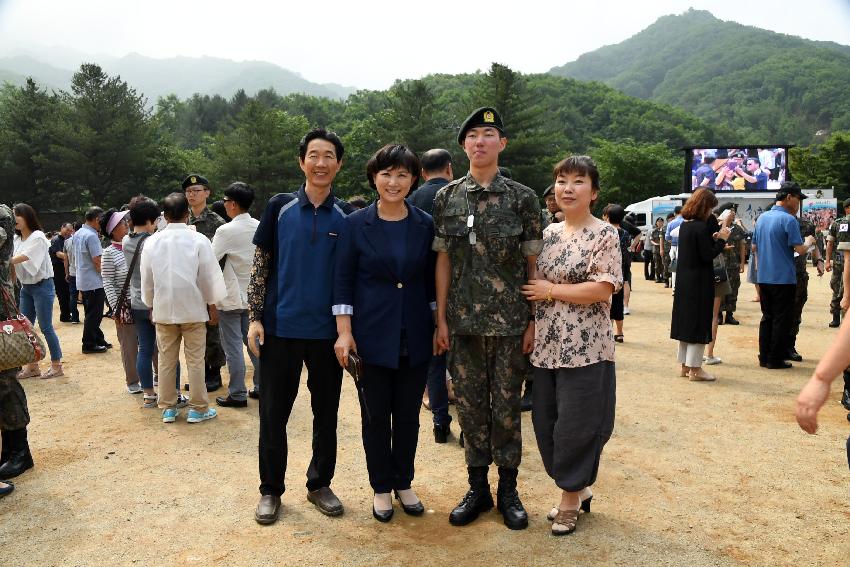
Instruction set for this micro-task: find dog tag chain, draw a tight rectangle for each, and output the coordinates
[467,214,476,245]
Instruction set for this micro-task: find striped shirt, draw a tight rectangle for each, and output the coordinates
[101,243,128,310]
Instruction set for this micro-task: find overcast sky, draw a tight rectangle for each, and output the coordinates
[2,0,849,89]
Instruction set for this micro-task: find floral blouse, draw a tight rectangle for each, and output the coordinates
[530,219,623,369]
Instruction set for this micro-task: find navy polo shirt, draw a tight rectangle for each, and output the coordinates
[753,205,803,285]
[253,185,353,340]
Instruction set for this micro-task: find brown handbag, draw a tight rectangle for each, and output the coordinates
[0,284,46,371]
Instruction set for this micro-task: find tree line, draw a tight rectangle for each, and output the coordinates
[1,62,847,221]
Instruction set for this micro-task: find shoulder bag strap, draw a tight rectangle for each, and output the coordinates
[117,234,149,310]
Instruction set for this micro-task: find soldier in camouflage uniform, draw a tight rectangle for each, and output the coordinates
[832,208,850,410]
[183,174,227,391]
[719,207,747,325]
[787,216,825,361]
[650,217,666,283]
[661,213,674,287]
[0,203,34,484]
[433,107,543,530]
[825,199,850,328]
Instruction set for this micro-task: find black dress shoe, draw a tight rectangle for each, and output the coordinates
[307,487,344,516]
[765,361,792,370]
[82,345,108,354]
[255,495,281,525]
[434,423,449,443]
[0,481,14,498]
[497,489,529,530]
[99,342,113,349]
[786,349,803,362]
[394,490,424,516]
[248,387,260,400]
[449,487,494,526]
[216,396,247,408]
[372,504,394,522]
[0,449,33,480]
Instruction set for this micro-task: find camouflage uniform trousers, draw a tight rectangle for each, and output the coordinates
[829,266,844,316]
[0,369,30,431]
[447,334,527,468]
[789,271,809,345]
[661,249,671,281]
[722,269,742,314]
[652,250,664,280]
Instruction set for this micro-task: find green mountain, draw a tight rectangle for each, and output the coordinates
[549,9,850,145]
[0,52,355,103]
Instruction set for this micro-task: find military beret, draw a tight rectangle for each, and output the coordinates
[457,107,505,145]
[542,184,555,198]
[182,174,210,190]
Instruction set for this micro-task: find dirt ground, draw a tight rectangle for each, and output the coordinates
[1,270,848,567]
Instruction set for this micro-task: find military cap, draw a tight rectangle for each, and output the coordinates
[182,174,210,190]
[542,184,555,198]
[842,197,850,209]
[457,107,505,145]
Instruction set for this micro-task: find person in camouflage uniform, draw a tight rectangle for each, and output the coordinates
[832,209,850,410]
[650,217,666,283]
[787,216,825,361]
[433,107,543,530]
[0,203,34,485]
[825,199,850,328]
[183,174,227,391]
[719,207,747,325]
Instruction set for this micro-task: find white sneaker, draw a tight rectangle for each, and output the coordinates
[623,307,631,315]
[704,356,722,365]
[127,382,143,394]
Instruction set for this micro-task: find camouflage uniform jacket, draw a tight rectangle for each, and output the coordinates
[794,217,817,274]
[828,216,849,265]
[432,173,543,336]
[722,224,746,269]
[189,207,225,241]
[0,204,15,318]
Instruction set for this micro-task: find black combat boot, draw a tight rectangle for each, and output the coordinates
[520,381,533,413]
[449,466,493,526]
[0,430,9,468]
[829,312,841,328]
[724,311,740,325]
[205,365,223,392]
[0,428,33,480]
[841,371,850,411]
[496,467,528,530]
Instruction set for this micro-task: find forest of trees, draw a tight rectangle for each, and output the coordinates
[1,61,848,220]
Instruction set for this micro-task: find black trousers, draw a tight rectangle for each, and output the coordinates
[758,283,796,364]
[789,271,808,348]
[258,336,342,497]
[532,361,615,492]
[52,261,70,320]
[360,358,428,493]
[80,287,106,348]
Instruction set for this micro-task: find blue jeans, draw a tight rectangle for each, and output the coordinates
[133,308,178,391]
[426,352,451,426]
[218,310,260,400]
[20,278,62,362]
[67,276,79,322]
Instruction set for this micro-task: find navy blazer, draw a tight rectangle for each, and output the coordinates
[333,202,436,369]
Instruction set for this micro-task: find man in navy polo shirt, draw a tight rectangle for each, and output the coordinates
[247,128,353,525]
[752,182,816,369]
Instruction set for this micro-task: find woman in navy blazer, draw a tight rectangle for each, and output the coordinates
[333,144,436,522]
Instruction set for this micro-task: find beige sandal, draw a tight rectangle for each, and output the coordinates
[551,508,579,536]
[688,369,716,382]
[41,365,64,379]
[16,366,41,379]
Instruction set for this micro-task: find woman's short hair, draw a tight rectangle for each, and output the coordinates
[366,144,421,191]
[681,188,718,221]
[128,195,160,226]
[553,155,601,190]
[12,203,42,233]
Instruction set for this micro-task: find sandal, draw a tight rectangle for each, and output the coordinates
[547,490,592,521]
[41,365,64,379]
[614,335,624,343]
[142,394,158,409]
[688,369,716,382]
[551,508,580,536]
[16,367,41,379]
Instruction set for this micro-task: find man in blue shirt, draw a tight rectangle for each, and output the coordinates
[74,207,110,354]
[665,205,684,290]
[247,128,353,525]
[752,182,816,369]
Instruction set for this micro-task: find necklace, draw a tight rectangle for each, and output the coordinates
[377,201,408,221]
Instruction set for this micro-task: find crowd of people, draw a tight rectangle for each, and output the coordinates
[0,106,848,538]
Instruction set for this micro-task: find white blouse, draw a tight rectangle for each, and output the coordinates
[15,230,54,285]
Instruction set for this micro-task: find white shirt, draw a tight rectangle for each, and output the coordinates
[140,223,226,324]
[212,212,259,311]
[15,230,54,285]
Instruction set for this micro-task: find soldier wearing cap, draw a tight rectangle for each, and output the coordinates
[825,198,850,328]
[541,184,560,227]
[182,174,227,391]
[433,107,543,530]
[716,204,747,325]
[830,200,850,409]
[786,214,824,361]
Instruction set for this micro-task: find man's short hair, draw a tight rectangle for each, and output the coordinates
[299,128,344,162]
[161,192,189,222]
[85,206,103,222]
[746,157,761,167]
[420,149,452,174]
[129,196,160,226]
[348,196,368,210]
[605,204,626,224]
[674,206,683,215]
[224,182,255,211]
[666,212,675,220]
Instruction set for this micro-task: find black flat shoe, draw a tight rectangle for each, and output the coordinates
[82,345,108,354]
[0,481,14,497]
[394,490,424,516]
[372,504,394,522]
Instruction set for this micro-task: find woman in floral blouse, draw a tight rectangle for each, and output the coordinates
[522,155,622,536]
